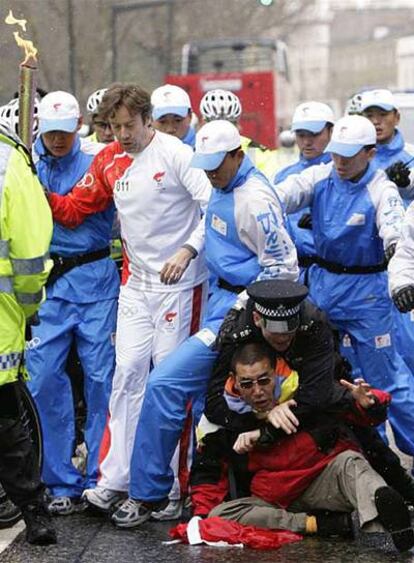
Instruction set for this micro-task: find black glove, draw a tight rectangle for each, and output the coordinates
[215,307,253,350]
[25,312,40,341]
[298,212,313,230]
[393,286,414,313]
[386,161,411,188]
[215,308,241,349]
[384,243,396,263]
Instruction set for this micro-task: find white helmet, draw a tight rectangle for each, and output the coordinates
[0,97,39,138]
[279,129,296,148]
[345,93,363,116]
[200,89,242,122]
[87,88,108,114]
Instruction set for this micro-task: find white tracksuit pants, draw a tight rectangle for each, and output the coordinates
[98,280,206,497]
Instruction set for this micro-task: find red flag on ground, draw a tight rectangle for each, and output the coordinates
[169,516,302,550]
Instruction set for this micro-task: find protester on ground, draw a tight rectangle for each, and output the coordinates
[205,279,414,505]
[0,127,56,544]
[26,91,119,515]
[191,335,413,552]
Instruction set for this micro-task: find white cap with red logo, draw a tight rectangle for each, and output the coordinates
[190,120,241,170]
[151,84,191,120]
[325,115,376,157]
[38,91,80,134]
[291,101,335,134]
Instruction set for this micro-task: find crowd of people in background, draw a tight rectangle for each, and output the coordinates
[0,80,414,552]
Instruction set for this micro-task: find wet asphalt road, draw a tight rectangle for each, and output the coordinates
[0,510,413,563]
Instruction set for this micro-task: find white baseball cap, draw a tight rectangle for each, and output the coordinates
[190,120,241,171]
[151,84,191,120]
[325,115,376,157]
[360,89,398,112]
[292,101,335,134]
[38,91,80,134]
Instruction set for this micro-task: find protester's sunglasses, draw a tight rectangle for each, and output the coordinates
[238,376,272,390]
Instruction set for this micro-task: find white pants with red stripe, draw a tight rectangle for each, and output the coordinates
[98,280,206,496]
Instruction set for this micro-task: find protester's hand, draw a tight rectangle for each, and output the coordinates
[298,213,313,230]
[340,377,375,409]
[386,161,411,188]
[266,400,298,434]
[160,247,193,284]
[233,429,261,454]
[384,243,396,263]
[392,285,414,313]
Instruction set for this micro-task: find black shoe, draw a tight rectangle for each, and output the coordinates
[0,497,22,529]
[375,486,414,552]
[314,510,354,538]
[22,503,57,546]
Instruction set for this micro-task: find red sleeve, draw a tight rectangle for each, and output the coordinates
[341,389,391,427]
[48,148,115,229]
[190,462,230,517]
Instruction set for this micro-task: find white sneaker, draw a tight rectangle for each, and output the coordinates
[82,487,125,512]
[48,496,75,515]
[112,497,168,528]
[151,499,182,521]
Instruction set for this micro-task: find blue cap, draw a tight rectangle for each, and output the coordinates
[39,117,79,134]
[292,120,327,134]
[152,106,189,120]
[324,115,376,157]
[324,141,364,157]
[190,150,227,171]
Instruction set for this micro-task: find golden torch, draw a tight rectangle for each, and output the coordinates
[5,11,38,149]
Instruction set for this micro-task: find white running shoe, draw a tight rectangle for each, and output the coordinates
[48,496,75,515]
[82,487,125,512]
[151,499,182,521]
[112,497,168,528]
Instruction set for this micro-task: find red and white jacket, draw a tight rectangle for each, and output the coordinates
[49,131,212,293]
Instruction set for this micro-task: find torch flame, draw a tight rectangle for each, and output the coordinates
[13,31,37,66]
[5,10,37,66]
[5,10,27,31]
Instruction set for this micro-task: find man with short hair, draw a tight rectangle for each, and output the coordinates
[360,89,414,193]
[86,88,114,145]
[46,83,211,518]
[26,90,120,515]
[273,114,414,460]
[191,329,413,552]
[151,84,195,147]
[108,119,298,527]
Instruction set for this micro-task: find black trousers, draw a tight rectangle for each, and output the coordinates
[0,382,45,509]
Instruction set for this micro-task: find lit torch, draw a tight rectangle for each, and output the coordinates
[5,11,38,149]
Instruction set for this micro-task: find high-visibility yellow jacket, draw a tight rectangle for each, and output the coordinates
[240,135,282,180]
[0,131,53,385]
